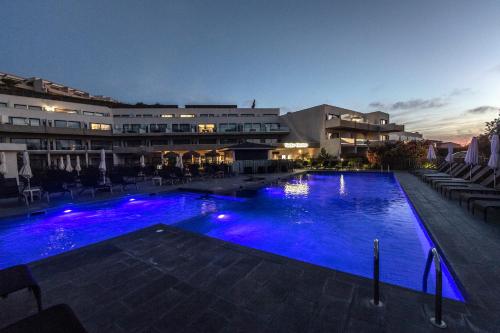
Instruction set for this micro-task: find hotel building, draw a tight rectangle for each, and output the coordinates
[0,72,407,170]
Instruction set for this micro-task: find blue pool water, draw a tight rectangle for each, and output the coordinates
[0,172,463,300]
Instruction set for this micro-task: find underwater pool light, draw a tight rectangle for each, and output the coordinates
[63,209,72,213]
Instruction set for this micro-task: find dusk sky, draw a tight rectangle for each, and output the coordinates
[1,0,499,144]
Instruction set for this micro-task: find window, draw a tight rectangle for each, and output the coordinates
[172,138,191,145]
[151,139,170,146]
[199,138,217,144]
[83,111,105,117]
[90,140,112,150]
[264,123,280,131]
[0,102,7,108]
[200,114,215,117]
[150,124,169,133]
[11,138,46,150]
[198,124,215,133]
[29,118,40,126]
[219,123,238,132]
[244,123,261,132]
[54,108,78,114]
[55,139,83,150]
[380,119,388,125]
[180,114,195,118]
[90,123,111,130]
[123,124,148,133]
[125,140,143,147]
[28,105,43,111]
[172,124,191,132]
[54,120,81,128]
[220,138,238,144]
[263,114,277,116]
[14,104,27,109]
[142,114,152,118]
[227,114,238,117]
[161,114,174,118]
[241,114,255,117]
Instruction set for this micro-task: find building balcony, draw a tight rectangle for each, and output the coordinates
[0,123,113,136]
[112,127,290,136]
[325,119,404,132]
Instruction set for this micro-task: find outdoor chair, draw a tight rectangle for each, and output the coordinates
[41,180,73,202]
[0,304,88,333]
[471,200,500,222]
[431,165,485,189]
[459,193,500,211]
[0,178,29,207]
[79,175,112,198]
[109,173,138,191]
[0,265,42,313]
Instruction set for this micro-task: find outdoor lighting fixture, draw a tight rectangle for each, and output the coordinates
[63,209,72,213]
[44,106,55,112]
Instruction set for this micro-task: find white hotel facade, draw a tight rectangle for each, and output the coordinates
[0,72,408,170]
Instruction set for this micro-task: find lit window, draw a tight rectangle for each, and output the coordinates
[180,114,195,118]
[380,119,388,125]
[161,114,174,118]
[198,124,215,133]
[90,123,111,130]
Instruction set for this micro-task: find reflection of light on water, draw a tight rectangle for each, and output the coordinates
[200,201,217,214]
[43,227,76,256]
[284,182,309,196]
[339,174,346,195]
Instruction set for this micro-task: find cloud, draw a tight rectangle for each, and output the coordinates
[391,98,448,110]
[369,98,448,111]
[368,102,385,109]
[490,64,500,73]
[465,106,500,114]
[449,88,472,97]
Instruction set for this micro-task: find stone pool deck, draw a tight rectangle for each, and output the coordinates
[0,172,301,219]
[0,225,487,333]
[395,171,500,313]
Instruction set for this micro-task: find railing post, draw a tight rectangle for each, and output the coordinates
[424,248,447,329]
[370,239,383,307]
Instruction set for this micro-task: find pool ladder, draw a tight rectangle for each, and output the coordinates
[371,240,447,329]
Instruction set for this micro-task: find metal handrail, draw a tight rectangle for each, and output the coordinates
[423,248,447,329]
[371,239,383,307]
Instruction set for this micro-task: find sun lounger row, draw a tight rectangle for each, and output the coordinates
[412,163,500,222]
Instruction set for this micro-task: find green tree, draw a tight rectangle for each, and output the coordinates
[485,113,500,136]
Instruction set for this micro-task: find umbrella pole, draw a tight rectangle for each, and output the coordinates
[470,166,472,181]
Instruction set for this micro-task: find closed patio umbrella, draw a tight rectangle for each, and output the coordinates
[0,152,7,175]
[99,149,106,183]
[65,155,73,172]
[176,155,183,169]
[19,151,33,189]
[58,156,65,171]
[445,143,454,173]
[426,144,437,161]
[140,155,146,168]
[487,134,499,187]
[75,155,82,175]
[464,137,479,180]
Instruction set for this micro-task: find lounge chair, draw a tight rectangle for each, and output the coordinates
[440,173,500,198]
[431,165,487,189]
[0,304,88,333]
[422,164,468,182]
[0,265,42,313]
[79,175,113,198]
[0,178,29,207]
[109,173,138,191]
[459,193,500,210]
[471,200,500,222]
[42,180,73,202]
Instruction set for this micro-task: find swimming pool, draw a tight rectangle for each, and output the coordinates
[0,172,463,300]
